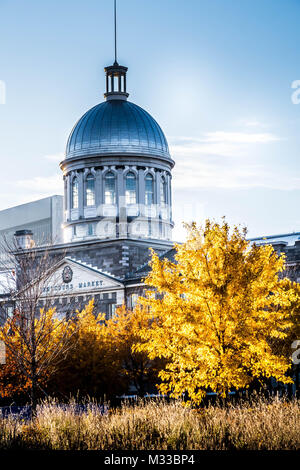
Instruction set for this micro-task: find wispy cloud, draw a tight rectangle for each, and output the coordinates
[16,174,63,194]
[237,119,270,129]
[172,158,300,190]
[168,129,294,190]
[205,131,279,144]
[44,153,64,162]
[169,131,280,158]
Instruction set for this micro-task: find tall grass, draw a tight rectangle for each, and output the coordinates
[0,396,299,450]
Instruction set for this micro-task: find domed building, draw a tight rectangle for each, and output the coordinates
[61,62,174,245]
[15,60,176,318]
[0,50,176,319]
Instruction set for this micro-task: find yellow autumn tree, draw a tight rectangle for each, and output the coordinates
[104,305,165,397]
[47,301,129,399]
[48,302,164,399]
[0,334,31,400]
[134,219,297,405]
[268,278,300,391]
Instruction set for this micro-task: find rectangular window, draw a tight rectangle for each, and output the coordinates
[145,174,154,206]
[130,293,139,309]
[86,175,95,206]
[105,173,116,204]
[6,306,13,318]
[107,303,113,320]
[88,224,95,236]
[125,173,137,205]
[160,177,167,205]
[72,178,79,209]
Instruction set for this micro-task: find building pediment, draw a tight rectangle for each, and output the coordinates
[42,257,124,297]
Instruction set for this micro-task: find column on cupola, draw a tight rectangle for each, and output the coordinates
[78,171,84,218]
[138,168,145,217]
[66,173,71,220]
[83,168,88,209]
[155,171,161,239]
[155,171,161,217]
[95,168,103,215]
[151,169,159,238]
[63,175,67,211]
[166,172,172,222]
[117,167,127,237]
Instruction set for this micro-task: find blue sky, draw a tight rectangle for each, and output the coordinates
[1,0,300,241]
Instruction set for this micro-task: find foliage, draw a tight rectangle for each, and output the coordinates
[47,302,163,399]
[134,219,297,404]
[46,301,126,399]
[0,299,162,402]
[103,305,164,397]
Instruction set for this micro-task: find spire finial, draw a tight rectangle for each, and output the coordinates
[104,0,129,101]
[114,0,118,65]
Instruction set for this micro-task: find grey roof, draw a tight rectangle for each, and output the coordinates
[125,247,176,281]
[65,257,123,283]
[249,232,300,247]
[65,100,171,161]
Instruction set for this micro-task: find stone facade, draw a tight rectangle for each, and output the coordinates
[5,235,173,320]
[62,163,174,244]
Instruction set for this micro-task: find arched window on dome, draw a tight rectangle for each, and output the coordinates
[145,173,154,206]
[125,172,137,205]
[160,175,167,206]
[72,176,79,209]
[85,173,95,206]
[105,172,116,204]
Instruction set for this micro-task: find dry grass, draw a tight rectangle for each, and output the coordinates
[0,396,299,450]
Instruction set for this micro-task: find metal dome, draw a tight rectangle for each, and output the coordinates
[65,100,171,161]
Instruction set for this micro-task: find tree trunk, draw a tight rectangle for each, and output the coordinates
[30,359,38,413]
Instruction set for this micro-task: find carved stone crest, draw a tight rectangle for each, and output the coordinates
[62,265,73,284]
